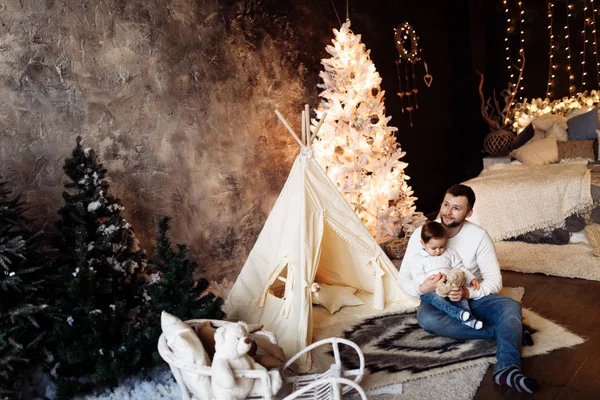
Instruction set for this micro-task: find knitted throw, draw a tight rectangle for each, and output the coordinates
[463,163,593,242]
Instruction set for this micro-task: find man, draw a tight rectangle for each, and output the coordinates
[398,184,538,394]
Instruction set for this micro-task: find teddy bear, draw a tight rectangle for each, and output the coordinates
[211,321,283,400]
[435,268,466,297]
[194,322,286,369]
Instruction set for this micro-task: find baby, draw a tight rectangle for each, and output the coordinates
[408,220,483,329]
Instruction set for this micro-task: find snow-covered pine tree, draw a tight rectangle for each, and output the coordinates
[147,217,225,323]
[312,21,418,240]
[50,136,154,398]
[0,181,58,400]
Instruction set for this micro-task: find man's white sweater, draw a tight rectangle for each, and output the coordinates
[398,221,503,300]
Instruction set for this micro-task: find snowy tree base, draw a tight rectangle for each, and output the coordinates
[26,367,180,400]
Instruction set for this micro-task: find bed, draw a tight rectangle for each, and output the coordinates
[463,161,600,246]
[463,105,600,248]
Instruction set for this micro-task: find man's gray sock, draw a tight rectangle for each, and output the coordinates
[493,366,539,393]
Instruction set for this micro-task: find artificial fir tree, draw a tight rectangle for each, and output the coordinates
[0,181,58,400]
[146,217,225,324]
[312,21,419,240]
[50,137,155,398]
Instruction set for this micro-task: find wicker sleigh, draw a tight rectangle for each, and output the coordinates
[157,319,367,400]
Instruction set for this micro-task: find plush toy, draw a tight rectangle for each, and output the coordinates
[435,269,466,297]
[211,322,283,400]
[195,322,286,368]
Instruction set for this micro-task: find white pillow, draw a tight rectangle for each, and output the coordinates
[570,231,590,245]
[546,123,569,141]
[311,283,364,314]
[509,136,559,165]
[161,311,212,400]
[530,130,545,143]
[532,114,568,131]
[531,115,568,142]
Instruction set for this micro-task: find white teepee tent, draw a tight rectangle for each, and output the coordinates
[223,107,418,372]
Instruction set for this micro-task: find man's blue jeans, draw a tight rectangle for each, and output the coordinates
[420,292,470,322]
[417,294,522,373]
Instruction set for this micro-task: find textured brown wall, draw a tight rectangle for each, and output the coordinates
[0,0,318,281]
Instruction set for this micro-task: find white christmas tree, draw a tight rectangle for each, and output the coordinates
[311,21,418,240]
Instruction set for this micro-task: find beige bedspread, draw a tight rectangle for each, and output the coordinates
[463,163,593,241]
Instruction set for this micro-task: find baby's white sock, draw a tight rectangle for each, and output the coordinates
[460,311,470,321]
[464,319,483,330]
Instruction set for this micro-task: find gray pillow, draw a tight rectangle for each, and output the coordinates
[567,108,599,141]
[565,214,586,232]
[592,206,600,224]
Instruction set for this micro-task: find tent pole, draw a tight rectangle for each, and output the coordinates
[304,104,310,146]
[301,110,306,145]
[310,112,328,143]
[274,110,304,148]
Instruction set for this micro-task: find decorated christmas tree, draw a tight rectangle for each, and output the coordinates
[0,181,57,400]
[146,217,225,322]
[50,137,154,398]
[312,21,418,240]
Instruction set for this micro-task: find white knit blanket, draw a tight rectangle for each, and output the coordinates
[463,163,593,241]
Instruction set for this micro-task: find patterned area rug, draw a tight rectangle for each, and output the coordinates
[312,288,585,395]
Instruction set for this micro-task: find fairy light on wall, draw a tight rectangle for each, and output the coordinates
[546,1,555,97]
[566,0,575,95]
[518,1,525,100]
[504,0,514,83]
[581,0,589,90]
[507,1,600,132]
[592,0,600,86]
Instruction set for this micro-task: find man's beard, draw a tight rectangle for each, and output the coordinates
[441,215,464,228]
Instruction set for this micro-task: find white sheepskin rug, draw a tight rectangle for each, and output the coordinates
[496,241,600,280]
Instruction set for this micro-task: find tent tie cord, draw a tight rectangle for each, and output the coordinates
[300,147,314,158]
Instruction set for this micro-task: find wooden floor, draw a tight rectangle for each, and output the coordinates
[474,270,600,400]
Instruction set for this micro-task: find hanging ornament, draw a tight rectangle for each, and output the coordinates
[423,61,433,87]
[394,22,429,127]
[394,22,420,63]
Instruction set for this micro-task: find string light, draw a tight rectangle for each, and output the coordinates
[581,0,589,90]
[566,0,574,95]
[509,91,600,133]
[517,1,525,99]
[502,0,525,106]
[593,0,600,86]
[504,0,513,84]
[546,1,555,98]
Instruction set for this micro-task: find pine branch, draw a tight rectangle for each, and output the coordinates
[0,178,59,399]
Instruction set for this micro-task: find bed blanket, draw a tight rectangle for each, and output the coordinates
[463,163,593,242]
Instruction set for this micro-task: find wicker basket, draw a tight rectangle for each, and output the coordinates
[384,238,408,260]
[483,130,514,156]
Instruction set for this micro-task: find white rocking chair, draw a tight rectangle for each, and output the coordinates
[157,319,367,400]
